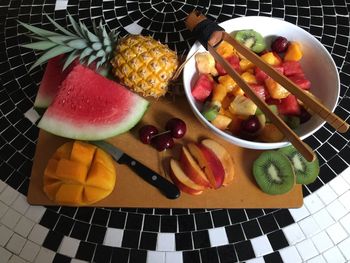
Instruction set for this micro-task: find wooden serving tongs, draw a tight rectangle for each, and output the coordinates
[185,11,349,162]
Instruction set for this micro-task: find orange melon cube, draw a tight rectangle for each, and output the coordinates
[284,42,303,61]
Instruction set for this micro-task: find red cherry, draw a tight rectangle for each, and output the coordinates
[152,133,175,151]
[165,118,187,139]
[271,36,289,53]
[241,116,261,134]
[139,125,158,144]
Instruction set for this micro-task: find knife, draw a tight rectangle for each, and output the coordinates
[89,140,180,199]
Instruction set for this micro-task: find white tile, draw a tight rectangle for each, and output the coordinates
[282,223,305,245]
[304,194,324,214]
[250,235,273,257]
[208,227,229,247]
[19,240,40,262]
[34,247,55,263]
[338,237,350,260]
[165,251,183,263]
[307,255,326,263]
[24,108,41,124]
[340,167,350,185]
[326,200,347,221]
[0,180,6,192]
[338,190,350,210]
[312,208,335,230]
[1,208,21,229]
[146,251,166,263]
[0,247,12,263]
[289,205,310,222]
[156,233,175,251]
[311,231,333,253]
[25,206,46,223]
[14,216,35,237]
[8,255,27,263]
[0,225,13,246]
[298,215,320,237]
[103,228,123,247]
[54,0,68,10]
[326,222,347,244]
[12,195,30,215]
[6,233,26,254]
[295,239,319,261]
[339,213,350,234]
[0,186,19,205]
[58,236,80,257]
[0,201,9,218]
[28,224,49,245]
[329,175,350,195]
[279,246,302,263]
[245,257,265,263]
[323,246,345,263]
[316,184,337,205]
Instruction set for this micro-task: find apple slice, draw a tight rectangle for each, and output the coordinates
[187,143,225,189]
[201,139,235,186]
[169,159,204,195]
[179,147,211,188]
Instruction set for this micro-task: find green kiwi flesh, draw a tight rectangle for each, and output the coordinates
[234,30,266,53]
[278,145,319,185]
[253,151,295,195]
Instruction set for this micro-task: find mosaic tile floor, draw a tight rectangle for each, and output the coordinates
[1,0,350,262]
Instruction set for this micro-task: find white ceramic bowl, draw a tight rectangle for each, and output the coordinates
[183,16,339,150]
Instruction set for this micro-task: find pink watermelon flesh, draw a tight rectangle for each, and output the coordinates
[282,61,303,76]
[288,74,311,90]
[191,74,214,102]
[277,95,301,116]
[38,64,149,140]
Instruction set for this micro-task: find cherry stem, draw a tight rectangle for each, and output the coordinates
[151,130,171,139]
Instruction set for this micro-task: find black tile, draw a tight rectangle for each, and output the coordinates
[267,230,289,250]
[76,241,96,261]
[273,209,295,228]
[40,209,60,229]
[245,209,265,219]
[70,221,90,240]
[317,142,338,161]
[143,215,160,232]
[87,225,106,244]
[160,215,177,232]
[319,164,337,184]
[264,251,284,263]
[42,231,64,251]
[258,214,279,234]
[225,224,245,243]
[227,210,247,223]
[108,211,127,229]
[75,207,95,223]
[305,177,324,192]
[183,250,201,263]
[154,208,171,215]
[92,209,110,226]
[129,249,147,263]
[122,230,140,249]
[111,247,129,263]
[6,170,26,190]
[211,209,230,227]
[54,215,74,236]
[175,232,193,250]
[304,135,321,149]
[339,147,350,164]
[53,253,70,263]
[192,230,211,249]
[328,155,348,174]
[178,214,195,232]
[242,219,262,239]
[126,213,144,230]
[217,244,237,263]
[93,245,113,263]
[139,231,157,250]
[200,247,220,263]
[234,240,255,261]
[59,207,77,218]
[195,212,213,230]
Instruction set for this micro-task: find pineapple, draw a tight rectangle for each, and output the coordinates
[19,14,178,98]
[110,35,178,98]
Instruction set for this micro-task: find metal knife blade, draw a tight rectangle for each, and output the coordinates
[89,141,180,200]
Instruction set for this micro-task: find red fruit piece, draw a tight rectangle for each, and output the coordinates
[288,74,311,90]
[250,84,268,101]
[191,74,215,102]
[255,67,268,83]
[282,61,304,76]
[277,95,301,116]
[215,55,241,75]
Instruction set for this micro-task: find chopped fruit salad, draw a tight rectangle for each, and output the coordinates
[191,30,313,143]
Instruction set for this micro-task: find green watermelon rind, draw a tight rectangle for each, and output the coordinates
[38,97,149,140]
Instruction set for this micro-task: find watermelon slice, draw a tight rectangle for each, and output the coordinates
[191,74,214,102]
[215,55,241,76]
[38,64,149,140]
[282,61,303,76]
[288,74,311,90]
[277,95,301,116]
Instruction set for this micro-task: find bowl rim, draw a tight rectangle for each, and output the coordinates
[183,16,340,150]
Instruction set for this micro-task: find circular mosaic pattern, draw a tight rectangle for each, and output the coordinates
[1,0,350,262]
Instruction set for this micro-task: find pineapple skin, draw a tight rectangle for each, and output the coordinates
[111,35,178,98]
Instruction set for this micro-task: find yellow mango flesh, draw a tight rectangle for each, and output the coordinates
[43,141,117,206]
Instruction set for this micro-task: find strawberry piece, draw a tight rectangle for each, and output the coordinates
[215,55,241,76]
[288,74,311,90]
[191,74,214,102]
[249,84,268,101]
[277,95,301,116]
[282,61,303,76]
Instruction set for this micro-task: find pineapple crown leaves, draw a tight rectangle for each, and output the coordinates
[18,14,119,71]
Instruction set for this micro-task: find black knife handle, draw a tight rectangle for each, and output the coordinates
[118,154,180,199]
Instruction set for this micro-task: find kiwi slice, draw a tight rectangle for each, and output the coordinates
[202,102,220,121]
[278,145,319,185]
[253,151,295,195]
[285,116,301,130]
[235,30,266,53]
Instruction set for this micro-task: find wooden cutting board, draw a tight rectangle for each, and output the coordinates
[28,95,303,208]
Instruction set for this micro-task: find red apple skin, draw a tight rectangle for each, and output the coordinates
[187,143,225,189]
[169,159,204,195]
[179,147,211,188]
[201,139,235,186]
